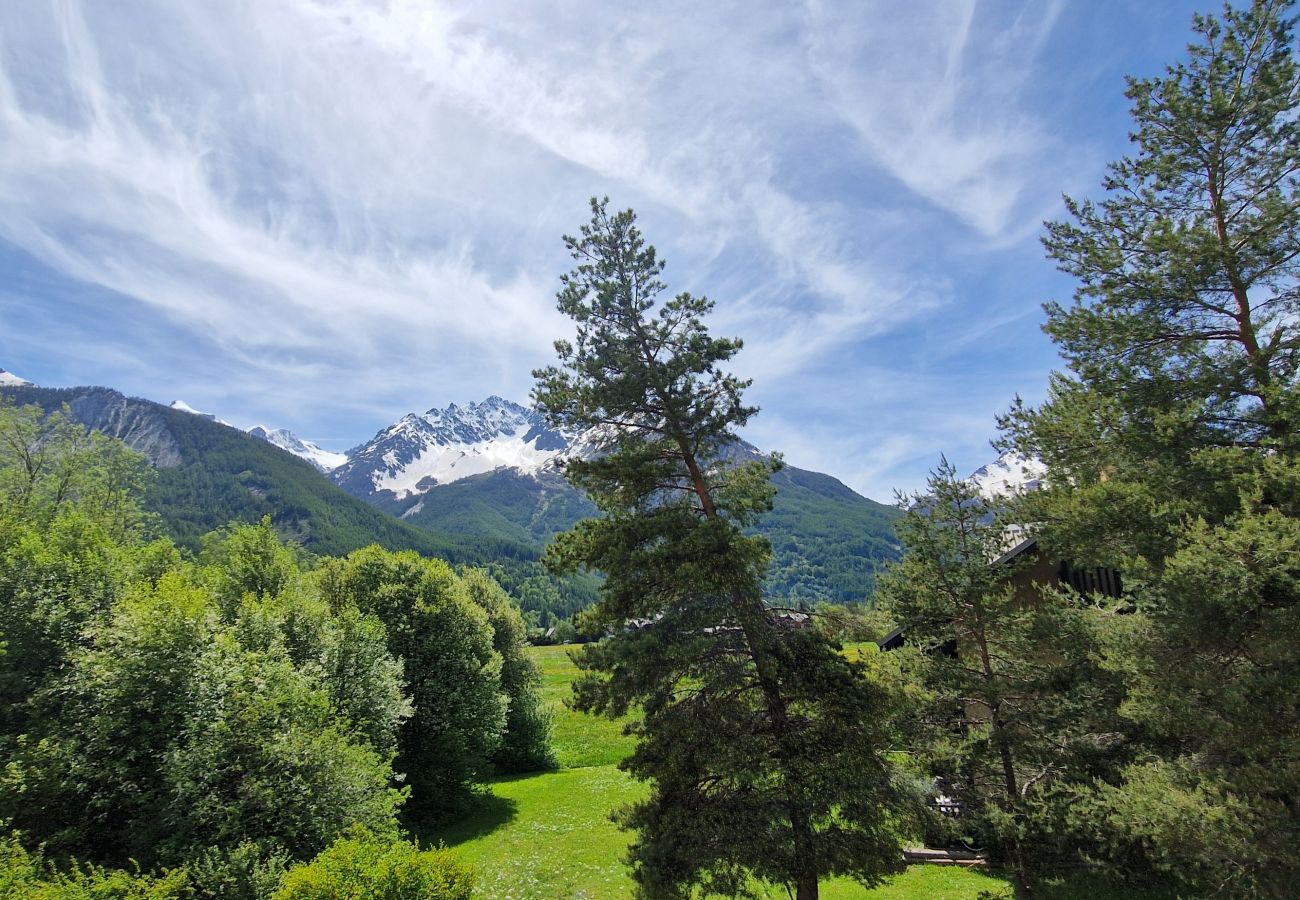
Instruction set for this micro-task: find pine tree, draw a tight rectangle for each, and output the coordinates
[1001,1,1300,892]
[534,198,910,900]
[877,461,1129,894]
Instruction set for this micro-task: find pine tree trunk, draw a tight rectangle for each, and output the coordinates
[668,417,821,899]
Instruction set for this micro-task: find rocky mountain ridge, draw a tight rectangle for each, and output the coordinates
[331,396,578,502]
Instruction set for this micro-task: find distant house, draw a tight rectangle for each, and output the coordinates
[997,535,1123,604]
[877,536,1122,652]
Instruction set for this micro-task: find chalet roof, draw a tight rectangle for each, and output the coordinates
[877,536,1041,652]
[878,626,906,651]
[991,536,1038,567]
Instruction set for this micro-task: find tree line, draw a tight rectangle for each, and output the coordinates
[0,400,552,898]
[881,1,1300,893]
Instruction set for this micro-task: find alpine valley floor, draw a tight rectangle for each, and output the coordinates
[430,646,1169,900]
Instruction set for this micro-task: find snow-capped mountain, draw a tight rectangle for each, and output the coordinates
[248,426,348,473]
[332,396,576,501]
[968,451,1046,499]
[328,395,900,602]
[171,400,346,472]
[0,368,33,387]
[169,400,233,427]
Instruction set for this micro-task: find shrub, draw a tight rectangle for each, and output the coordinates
[272,832,473,900]
[184,841,289,900]
[0,837,188,900]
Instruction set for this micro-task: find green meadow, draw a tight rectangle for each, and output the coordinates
[433,646,1161,899]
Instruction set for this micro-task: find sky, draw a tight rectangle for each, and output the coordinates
[0,0,1211,501]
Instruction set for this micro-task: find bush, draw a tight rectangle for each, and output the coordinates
[0,837,188,900]
[272,832,473,900]
[184,841,289,900]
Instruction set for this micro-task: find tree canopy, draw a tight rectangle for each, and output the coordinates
[993,1,1300,893]
[535,198,911,900]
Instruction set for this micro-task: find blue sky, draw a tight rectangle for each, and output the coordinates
[0,0,1208,500]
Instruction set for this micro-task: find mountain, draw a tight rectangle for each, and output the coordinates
[3,380,900,606]
[334,397,902,603]
[169,399,232,426]
[248,425,348,473]
[0,384,491,561]
[167,399,346,473]
[969,451,1046,499]
[332,396,574,506]
[0,368,33,387]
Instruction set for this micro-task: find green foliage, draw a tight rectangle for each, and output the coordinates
[273,832,473,900]
[460,568,555,773]
[0,430,411,880]
[0,385,476,560]
[0,399,153,540]
[995,1,1300,894]
[533,198,911,899]
[183,841,290,900]
[0,399,153,742]
[403,465,900,608]
[483,555,602,622]
[403,469,598,546]
[0,397,552,898]
[3,570,407,868]
[160,631,404,861]
[758,465,901,603]
[1034,0,1300,456]
[200,515,304,609]
[877,462,1130,890]
[322,547,508,821]
[812,602,891,644]
[437,645,1163,900]
[0,837,188,900]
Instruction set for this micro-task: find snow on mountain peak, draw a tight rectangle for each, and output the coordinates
[169,400,344,472]
[248,425,348,473]
[0,368,33,387]
[335,397,578,499]
[968,451,1046,499]
[169,400,234,427]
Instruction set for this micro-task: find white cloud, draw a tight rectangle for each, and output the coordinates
[805,0,1077,241]
[0,0,1100,493]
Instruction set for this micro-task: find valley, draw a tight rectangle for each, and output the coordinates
[0,381,902,616]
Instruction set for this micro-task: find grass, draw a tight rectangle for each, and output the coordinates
[437,765,642,899]
[433,645,1156,899]
[531,644,637,769]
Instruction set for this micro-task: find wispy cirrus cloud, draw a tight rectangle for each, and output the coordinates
[805,0,1081,242]
[0,0,1181,495]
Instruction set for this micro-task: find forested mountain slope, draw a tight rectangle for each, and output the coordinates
[0,384,507,560]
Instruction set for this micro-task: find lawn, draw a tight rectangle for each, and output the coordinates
[531,644,637,769]
[433,645,1154,899]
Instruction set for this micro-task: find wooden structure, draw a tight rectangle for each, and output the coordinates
[877,536,1122,653]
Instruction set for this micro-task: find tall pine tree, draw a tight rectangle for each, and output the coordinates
[877,461,1129,894]
[1002,1,1300,892]
[534,199,911,900]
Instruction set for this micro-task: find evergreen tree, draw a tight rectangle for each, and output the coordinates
[1001,1,1300,892]
[534,198,910,900]
[877,461,1129,894]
